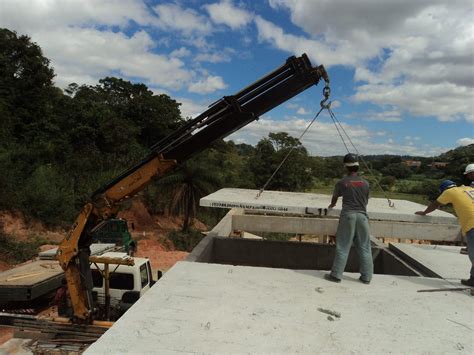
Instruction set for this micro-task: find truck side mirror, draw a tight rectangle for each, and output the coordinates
[131,222,135,230]
[157,270,163,280]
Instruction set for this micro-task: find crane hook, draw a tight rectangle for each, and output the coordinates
[320,83,331,109]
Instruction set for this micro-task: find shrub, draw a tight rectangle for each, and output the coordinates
[167,228,204,252]
[0,232,49,264]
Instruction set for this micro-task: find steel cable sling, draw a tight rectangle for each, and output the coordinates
[326,106,394,208]
[257,83,395,208]
[256,84,330,198]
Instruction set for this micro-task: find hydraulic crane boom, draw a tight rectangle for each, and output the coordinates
[57,53,329,322]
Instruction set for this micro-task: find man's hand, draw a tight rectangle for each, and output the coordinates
[328,203,336,209]
[415,211,426,215]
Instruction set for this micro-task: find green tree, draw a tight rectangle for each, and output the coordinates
[381,163,412,179]
[435,144,474,184]
[0,28,63,215]
[379,176,397,190]
[154,161,220,231]
[247,132,313,191]
[319,157,346,179]
[0,29,57,145]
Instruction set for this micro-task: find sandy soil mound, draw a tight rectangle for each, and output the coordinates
[118,199,207,233]
[118,200,155,231]
[0,211,64,243]
[0,259,11,272]
[0,328,13,345]
[136,238,188,272]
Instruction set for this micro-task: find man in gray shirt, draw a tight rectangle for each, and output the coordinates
[325,153,373,284]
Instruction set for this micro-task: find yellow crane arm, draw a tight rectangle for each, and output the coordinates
[57,54,329,322]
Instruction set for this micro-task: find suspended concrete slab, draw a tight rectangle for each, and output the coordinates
[86,261,473,354]
[201,188,457,224]
[200,189,461,241]
[389,243,471,280]
[38,243,116,260]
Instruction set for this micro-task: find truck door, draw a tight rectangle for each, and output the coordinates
[139,263,151,296]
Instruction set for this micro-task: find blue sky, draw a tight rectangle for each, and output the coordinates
[1,0,472,156]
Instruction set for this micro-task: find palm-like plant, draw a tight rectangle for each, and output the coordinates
[156,162,221,231]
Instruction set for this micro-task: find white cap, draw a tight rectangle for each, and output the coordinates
[344,162,359,167]
[464,163,474,174]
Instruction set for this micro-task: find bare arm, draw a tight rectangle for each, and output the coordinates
[328,195,338,209]
[415,200,442,215]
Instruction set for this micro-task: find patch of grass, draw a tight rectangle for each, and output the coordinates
[260,232,292,241]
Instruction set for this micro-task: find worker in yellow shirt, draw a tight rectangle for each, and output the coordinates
[416,180,474,286]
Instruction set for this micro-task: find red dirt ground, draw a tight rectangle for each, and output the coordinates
[0,211,64,243]
[0,260,10,272]
[0,328,13,345]
[135,238,189,272]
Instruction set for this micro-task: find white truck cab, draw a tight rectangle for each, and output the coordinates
[90,252,154,316]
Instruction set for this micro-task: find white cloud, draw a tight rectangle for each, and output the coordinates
[188,76,227,94]
[0,0,196,89]
[0,0,230,94]
[0,0,154,31]
[170,47,191,58]
[195,48,235,63]
[176,97,210,119]
[152,3,212,36]
[254,16,373,67]
[296,107,310,115]
[365,110,402,122]
[226,116,441,156]
[257,1,474,123]
[345,109,402,122]
[32,28,191,89]
[457,138,474,146]
[204,0,253,29]
[353,82,473,122]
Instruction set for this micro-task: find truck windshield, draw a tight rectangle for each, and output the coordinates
[110,273,134,290]
[91,270,134,290]
[91,270,103,287]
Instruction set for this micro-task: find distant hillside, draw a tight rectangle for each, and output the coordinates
[434,144,473,179]
[325,144,473,162]
[436,144,473,161]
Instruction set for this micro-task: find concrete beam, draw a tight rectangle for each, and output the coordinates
[207,208,243,237]
[232,214,461,241]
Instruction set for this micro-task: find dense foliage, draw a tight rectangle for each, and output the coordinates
[1,28,472,230]
[0,29,183,225]
[0,230,49,263]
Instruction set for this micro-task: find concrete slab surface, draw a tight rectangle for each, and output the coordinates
[0,261,62,286]
[201,188,458,225]
[87,261,473,354]
[0,338,31,354]
[389,243,472,280]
